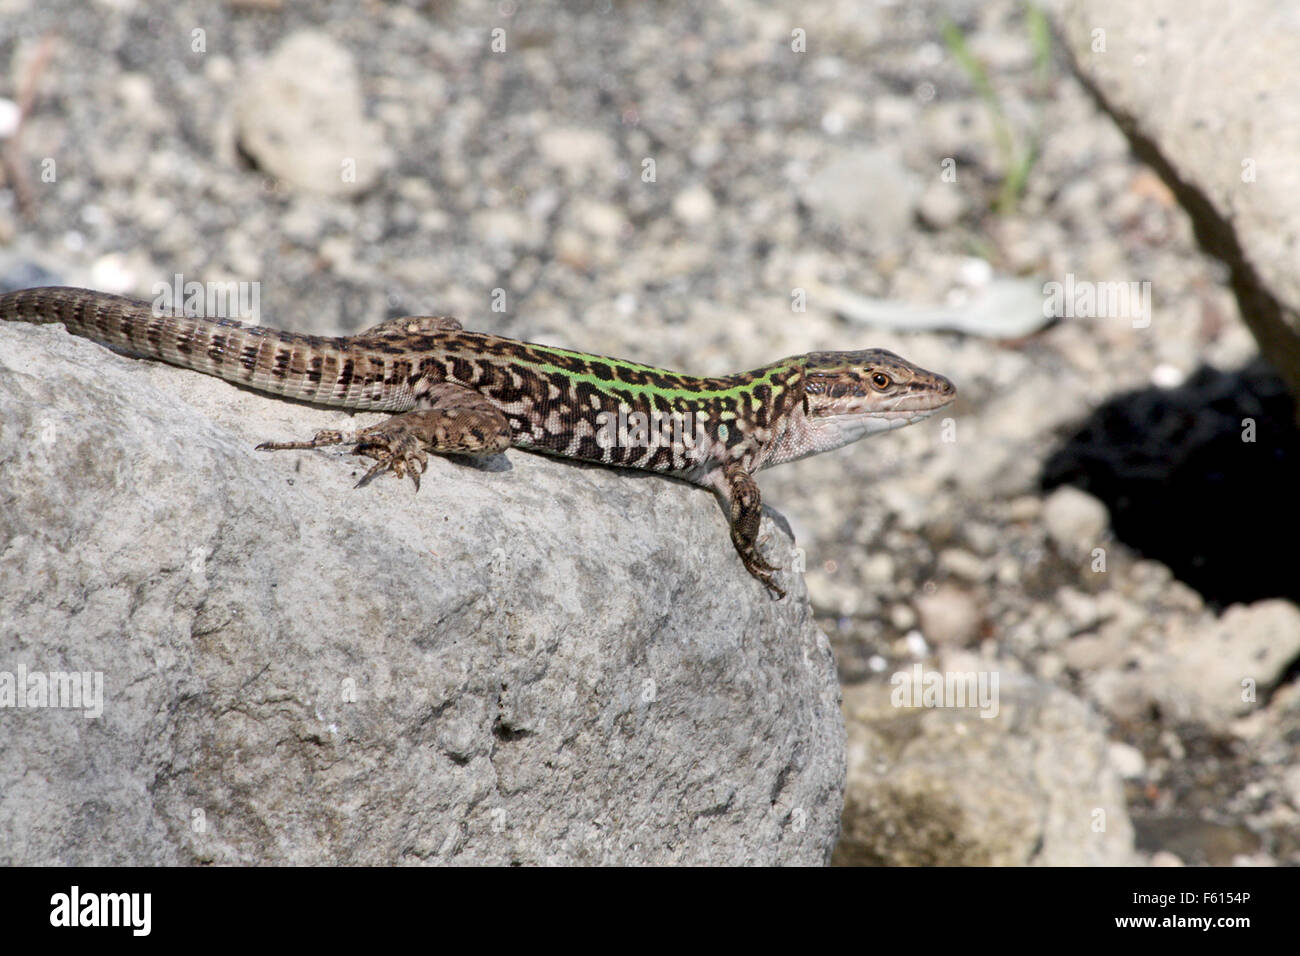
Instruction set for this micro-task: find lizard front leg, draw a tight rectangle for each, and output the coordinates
[256,382,510,490]
[710,461,785,599]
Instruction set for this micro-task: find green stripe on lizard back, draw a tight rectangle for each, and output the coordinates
[429,331,808,476]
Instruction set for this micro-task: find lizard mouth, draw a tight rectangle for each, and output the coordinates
[856,389,956,420]
[879,378,957,416]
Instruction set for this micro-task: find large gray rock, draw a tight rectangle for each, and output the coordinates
[0,321,845,865]
[1054,0,1300,405]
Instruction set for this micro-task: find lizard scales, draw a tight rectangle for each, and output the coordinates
[1,286,956,596]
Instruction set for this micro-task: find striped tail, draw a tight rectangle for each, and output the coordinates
[0,286,417,412]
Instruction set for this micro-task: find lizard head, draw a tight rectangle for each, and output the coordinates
[800,348,956,446]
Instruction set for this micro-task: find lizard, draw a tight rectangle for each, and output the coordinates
[0,286,956,597]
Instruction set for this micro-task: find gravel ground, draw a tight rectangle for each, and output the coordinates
[1,0,1294,865]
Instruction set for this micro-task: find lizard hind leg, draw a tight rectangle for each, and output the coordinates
[256,383,511,491]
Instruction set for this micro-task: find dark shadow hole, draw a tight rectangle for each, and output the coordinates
[1041,359,1300,609]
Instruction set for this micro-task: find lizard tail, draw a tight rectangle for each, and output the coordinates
[0,286,416,411]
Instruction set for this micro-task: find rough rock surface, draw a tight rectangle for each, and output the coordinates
[1054,0,1300,403]
[835,668,1136,866]
[1081,600,1300,732]
[0,322,845,865]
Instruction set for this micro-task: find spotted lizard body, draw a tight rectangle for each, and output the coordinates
[0,286,956,596]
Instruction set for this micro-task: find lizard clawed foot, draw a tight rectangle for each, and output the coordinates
[256,386,510,492]
[735,540,787,600]
[351,425,429,490]
[256,422,430,491]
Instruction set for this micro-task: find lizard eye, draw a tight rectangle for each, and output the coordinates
[870,372,892,390]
